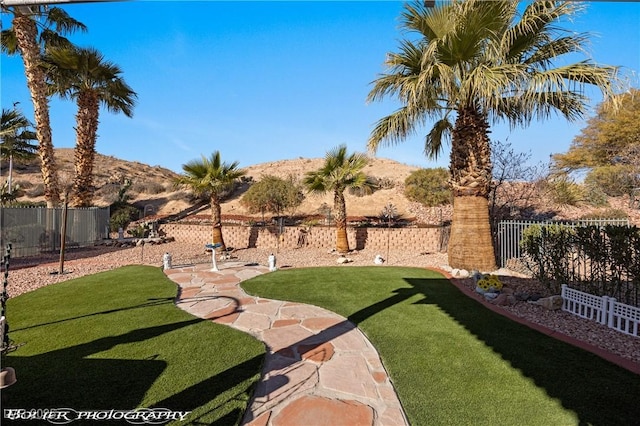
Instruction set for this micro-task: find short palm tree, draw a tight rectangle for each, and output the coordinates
[304,145,375,254]
[1,107,38,193]
[1,6,86,207]
[175,152,245,251]
[43,46,137,207]
[367,0,620,271]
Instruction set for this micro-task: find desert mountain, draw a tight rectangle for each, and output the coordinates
[4,148,426,220]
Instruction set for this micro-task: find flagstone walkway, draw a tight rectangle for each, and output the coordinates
[164,261,409,426]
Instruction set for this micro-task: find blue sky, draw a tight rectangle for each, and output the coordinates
[1,1,639,174]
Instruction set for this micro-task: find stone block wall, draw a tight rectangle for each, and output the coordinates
[159,223,446,253]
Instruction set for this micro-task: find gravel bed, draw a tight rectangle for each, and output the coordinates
[3,240,639,366]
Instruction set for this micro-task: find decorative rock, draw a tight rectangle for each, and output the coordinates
[374,255,385,265]
[483,292,499,300]
[530,295,563,310]
[493,293,517,306]
[336,257,352,264]
[452,269,470,278]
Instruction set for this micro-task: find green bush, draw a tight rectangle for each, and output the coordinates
[521,223,640,304]
[521,224,575,293]
[545,176,583,206]
[404,168,451,207]
[109,203,140,232]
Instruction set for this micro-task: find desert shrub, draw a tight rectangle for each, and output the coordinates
[14,180,33,190]
[545,175,583,206]
[404,168,451,207]
[582,184,609,207]
[131,181,166,195]
[109,203,140,232]
[579,208,629,220]
[584,165,637,197]
[370,176,395,190]
[241,175,304,218]
[26,183,45,197]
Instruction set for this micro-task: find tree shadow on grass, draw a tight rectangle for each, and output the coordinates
[2,319,264,426]
[402,276,640,426]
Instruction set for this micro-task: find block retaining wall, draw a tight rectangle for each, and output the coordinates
[159,223,446,253]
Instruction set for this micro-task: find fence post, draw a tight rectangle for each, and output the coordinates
[607,297,616,329]
[600,296,608,325]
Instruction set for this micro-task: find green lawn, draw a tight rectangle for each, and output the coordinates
[242,266,640,426]
[2,265,265,426]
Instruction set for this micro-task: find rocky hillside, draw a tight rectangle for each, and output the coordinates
[5,148,640,225]
[4,149,432,221]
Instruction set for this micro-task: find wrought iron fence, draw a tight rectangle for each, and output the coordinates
[495,218,629,268]
[0,206,110,258]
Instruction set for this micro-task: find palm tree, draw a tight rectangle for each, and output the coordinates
[1,6,86,207]
[42,46,137,207]
[175,152,245,251]
[1,107,38,193]
[367,0,620,271]
[303,145,375,254]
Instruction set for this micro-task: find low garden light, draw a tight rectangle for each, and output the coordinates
[162,252,172,270]
[268,253,277,272]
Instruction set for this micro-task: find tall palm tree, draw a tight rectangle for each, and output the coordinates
[43,46,137,207]
[175,151,245,251]
[303,145,375,254]
[1,6,86,207]
[1,107,38,193]
[367,0,620,271]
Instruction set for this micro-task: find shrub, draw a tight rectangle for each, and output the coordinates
[584,165,637,197]
[404,168,451,207]
[131,181,166,195]
[579,209,629,220]
[26,183,45,197]
[545,175,583,206]
[109,203,140,232]
[521,224,576,293]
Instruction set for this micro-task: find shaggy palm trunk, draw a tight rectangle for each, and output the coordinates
[70,92,99,207]
[210,195,226,251]
[448,106,497,271]
[13,14,60,207]
[334,189,349,254]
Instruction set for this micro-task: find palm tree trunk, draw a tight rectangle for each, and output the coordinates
[334,189,349,253]
[210,195,226,251]
[448,106,496,271]
[13,14,60,207]
[71,92,99,207]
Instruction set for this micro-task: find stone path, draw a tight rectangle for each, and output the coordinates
[164,261,408,426]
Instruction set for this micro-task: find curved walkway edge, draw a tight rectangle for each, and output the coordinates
[164,261,409,426]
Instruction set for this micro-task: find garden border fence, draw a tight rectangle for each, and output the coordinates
[0,206,110,258]
[562,284,640,338]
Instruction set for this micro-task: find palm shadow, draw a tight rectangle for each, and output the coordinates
[402,276,640,425]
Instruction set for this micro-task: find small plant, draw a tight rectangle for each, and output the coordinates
[109,204,140,232]
[545,175,583,206]
[127,223,149,238]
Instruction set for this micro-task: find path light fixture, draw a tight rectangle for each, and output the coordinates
[163,252,172,270]
[268,253,277,272]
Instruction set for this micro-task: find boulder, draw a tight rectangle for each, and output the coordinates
[530,295,563,310]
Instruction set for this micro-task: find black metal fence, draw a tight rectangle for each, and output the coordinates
[0,206,110,258]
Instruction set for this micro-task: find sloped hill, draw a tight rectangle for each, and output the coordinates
[5,149,423,219]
